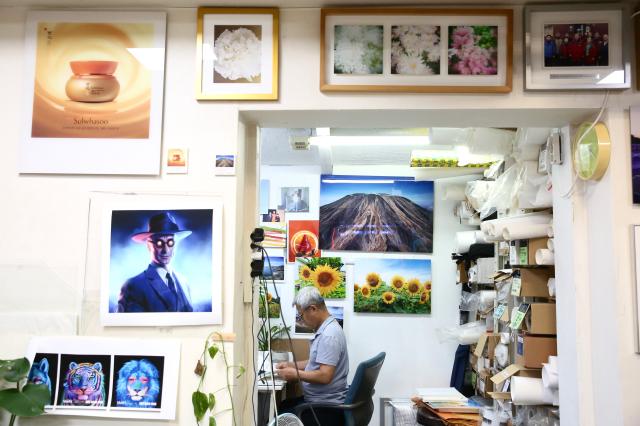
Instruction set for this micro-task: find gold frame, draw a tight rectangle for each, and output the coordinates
[320,8,513,93]
[196,7,279,100]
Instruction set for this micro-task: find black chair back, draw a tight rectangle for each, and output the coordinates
[343,352,386,426]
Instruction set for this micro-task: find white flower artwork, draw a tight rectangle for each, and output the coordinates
[213,26,262,83]
[391,25,441,75]
[333,25,383,75]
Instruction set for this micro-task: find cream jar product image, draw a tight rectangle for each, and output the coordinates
[65,60,120,103]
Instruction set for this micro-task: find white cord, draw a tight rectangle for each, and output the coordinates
[560,90,609,198]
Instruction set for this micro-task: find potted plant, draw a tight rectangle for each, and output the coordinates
[257,324,291,373]
[0,358,50,426]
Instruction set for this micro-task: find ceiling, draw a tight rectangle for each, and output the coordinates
[0,0,626,8]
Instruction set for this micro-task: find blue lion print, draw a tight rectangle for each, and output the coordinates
[62,362,105,406]
[28,358,52,395]
[116,359,161,408]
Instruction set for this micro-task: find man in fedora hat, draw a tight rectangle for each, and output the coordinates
[117,212,194,313]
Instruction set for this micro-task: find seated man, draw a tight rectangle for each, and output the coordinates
[276,286,348,426]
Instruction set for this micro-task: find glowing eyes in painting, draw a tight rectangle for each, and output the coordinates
[151,239,174,248]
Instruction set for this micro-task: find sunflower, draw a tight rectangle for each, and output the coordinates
[423,281,432,291]
[406,278,422,295]
[311,265,342,296]
[419,291,430,304]
[390,275,405,292]
[266,292,273,303]
[354,283,360,292]
[366,272,382,289]
[360,285,371,298]
[299,265,312,280]
[382,291,396,304]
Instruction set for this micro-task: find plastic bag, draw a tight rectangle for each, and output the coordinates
[436,321,486,345]
[466,180,496,211]
[479,162,527,219]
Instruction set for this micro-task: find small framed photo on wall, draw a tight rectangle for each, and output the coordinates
[196,7,279,100]
[524,4,630,90]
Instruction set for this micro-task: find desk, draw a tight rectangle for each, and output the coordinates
[257,374,287,426]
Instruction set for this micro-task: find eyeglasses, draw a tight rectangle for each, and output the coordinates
[295,305,313,321]
[149,238,175,248]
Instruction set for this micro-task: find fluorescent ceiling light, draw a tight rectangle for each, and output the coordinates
[309,135,430,146]
[321,179,395,184]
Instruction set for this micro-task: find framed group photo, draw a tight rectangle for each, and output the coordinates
[320,8,513,93]
[20,10,167,175]
[524,4,630,90]
[196,7,279,100]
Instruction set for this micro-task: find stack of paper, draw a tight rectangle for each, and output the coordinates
[260,223,286,247]
[417,387,480,413]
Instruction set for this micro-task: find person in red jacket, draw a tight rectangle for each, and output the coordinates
[566,33,585,66]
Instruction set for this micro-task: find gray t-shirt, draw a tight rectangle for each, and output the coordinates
[302,316,349,404]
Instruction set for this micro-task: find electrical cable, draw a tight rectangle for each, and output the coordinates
[261,248,323,426]
[560,90,609,199]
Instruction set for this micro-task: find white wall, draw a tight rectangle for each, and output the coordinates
[261,162,476,425]
[2,3,640,426]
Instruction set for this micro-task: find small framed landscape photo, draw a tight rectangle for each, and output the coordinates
[320,8,513,93]
[196,7,279,100]
[524,4,630,90]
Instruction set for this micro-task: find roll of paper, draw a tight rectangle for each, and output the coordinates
[547,238,554,252]
[456,231,478,254]
[474,230,488,244]
[542,363,559,389]
[547,225,554,237]
[548,355,558,371]
[444,185,467,201]
[503,223,550,240]
[548,278,556,297]
[495,343,509,368]
[511,377,553,405]
[536,249,555,265]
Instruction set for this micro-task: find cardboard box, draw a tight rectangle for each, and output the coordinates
[527,238,549,265]
[476,370,494,397]
[517,268,554,297]
[524,303,557,335]
[515,334,557,368]
[457,262,468,283]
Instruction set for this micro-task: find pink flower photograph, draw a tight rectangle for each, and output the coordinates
[448,25,498,75]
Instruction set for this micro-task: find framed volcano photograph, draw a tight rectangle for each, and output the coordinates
[319,175,434,253]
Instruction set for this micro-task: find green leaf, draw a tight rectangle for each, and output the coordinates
[0,384,49,417]
[0,358,30,382]
[208,393,216,411]
[236,365,246,379]
[208,345,219,360]
[192,391,209,421]
[209,416,217,426]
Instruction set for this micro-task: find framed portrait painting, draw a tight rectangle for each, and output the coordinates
[98,194,223,326]
[196,7,279,100]
[20,10,167,175]
[524,4,630,90]
[320,8,512,93]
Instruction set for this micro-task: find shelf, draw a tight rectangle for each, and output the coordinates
[510,264,554,269]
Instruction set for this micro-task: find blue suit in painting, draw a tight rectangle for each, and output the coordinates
[118,264,193,313]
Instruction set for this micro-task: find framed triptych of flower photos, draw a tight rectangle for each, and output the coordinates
[320,8,513,93]
[196,8,278,100]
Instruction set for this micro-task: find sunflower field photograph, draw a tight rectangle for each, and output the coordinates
[296,257,346,299]
[353,258,431,314]
[258,285,281,319]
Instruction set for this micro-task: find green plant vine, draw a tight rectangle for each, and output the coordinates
[192,332,245,426]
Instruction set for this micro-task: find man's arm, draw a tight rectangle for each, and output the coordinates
[276,363,335,385]
[276,360,307,369]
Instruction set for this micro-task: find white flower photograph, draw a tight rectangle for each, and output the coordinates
[334,25,383,75]
[391,25,441,75]
[213,25,262,83]
[197,8,278,100]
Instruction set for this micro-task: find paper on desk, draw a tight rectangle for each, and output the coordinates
[416,387,467,402]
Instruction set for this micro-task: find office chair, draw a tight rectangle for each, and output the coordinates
[294,352,386,426]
